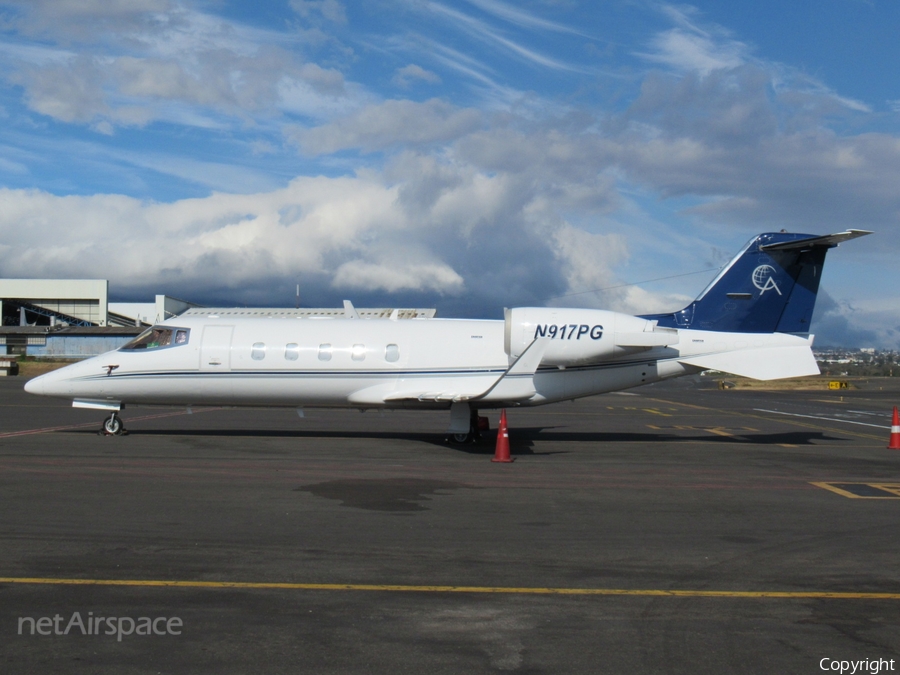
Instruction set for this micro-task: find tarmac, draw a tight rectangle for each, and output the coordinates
[2,375,900,674]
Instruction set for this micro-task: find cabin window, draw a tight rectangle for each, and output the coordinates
[251,342,266,361]
[285,343,299,361]
[351,344,366,361]
[119,326,189,351]
[385,344,400,362]
[318,344,332,361]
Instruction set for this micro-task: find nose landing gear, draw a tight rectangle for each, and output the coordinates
[100,412,127,436]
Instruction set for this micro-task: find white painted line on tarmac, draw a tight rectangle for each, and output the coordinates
[754,409,890,430]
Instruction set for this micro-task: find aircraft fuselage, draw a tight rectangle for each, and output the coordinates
[24,314,812,411]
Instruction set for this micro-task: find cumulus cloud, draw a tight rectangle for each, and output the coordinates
[0,165,549,313]
[551,226,627,304]
[0,143,655,319]
[332,260,464,294]
[0,178,384,298]
[810,290,885,349]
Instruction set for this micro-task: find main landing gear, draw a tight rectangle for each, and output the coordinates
[100,412,127,436]
[447,409,490,444]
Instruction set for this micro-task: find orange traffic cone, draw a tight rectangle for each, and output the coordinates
[889,407,900,450]
[492,409,513,463]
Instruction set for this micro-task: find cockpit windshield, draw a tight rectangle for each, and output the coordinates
[120,326,190,351]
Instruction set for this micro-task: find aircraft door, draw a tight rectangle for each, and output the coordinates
[200,325,234,371]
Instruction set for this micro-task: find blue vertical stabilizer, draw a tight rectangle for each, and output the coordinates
[642,230,871,333]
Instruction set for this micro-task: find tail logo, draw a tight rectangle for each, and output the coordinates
[751,265,782,296]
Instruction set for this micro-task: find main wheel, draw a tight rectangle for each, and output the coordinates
[103,415,123,435]
[450,432,471,443]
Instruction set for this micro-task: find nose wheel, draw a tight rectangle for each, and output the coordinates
[100,412,127,436]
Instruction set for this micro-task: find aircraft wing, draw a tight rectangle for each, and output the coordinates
[363,338,551,405]
[468,337,550,402]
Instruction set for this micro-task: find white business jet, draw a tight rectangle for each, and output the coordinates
[25,230,870,439]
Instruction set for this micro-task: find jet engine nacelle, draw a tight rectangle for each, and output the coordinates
[504,308,678,366]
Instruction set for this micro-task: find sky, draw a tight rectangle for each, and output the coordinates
[0,0,897,348]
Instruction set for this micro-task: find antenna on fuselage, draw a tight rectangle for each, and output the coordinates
[343,300,360,319]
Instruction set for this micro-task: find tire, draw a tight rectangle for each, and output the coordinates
[451,432,471,444]
[103,416,123,435]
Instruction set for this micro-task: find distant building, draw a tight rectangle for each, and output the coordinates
[0,279,110,327]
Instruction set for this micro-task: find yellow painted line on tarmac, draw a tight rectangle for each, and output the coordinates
[642,397,885,442]
[1,577,900,599]
[813,482,869,499]
[873,484,900,497]
[812,482,900,500]
[642,408,672,417]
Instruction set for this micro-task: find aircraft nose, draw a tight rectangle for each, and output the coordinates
[24,368,68,397]
[24,374,45,395]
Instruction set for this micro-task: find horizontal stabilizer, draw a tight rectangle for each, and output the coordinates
[678,345,819,380]
[759,229,872,251]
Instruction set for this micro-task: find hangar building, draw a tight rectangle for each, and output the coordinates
[1,279,199,357]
